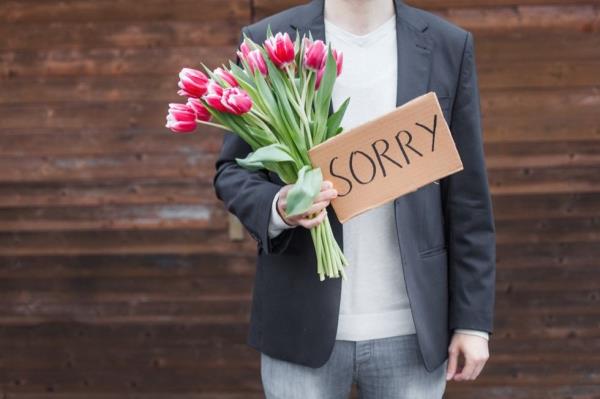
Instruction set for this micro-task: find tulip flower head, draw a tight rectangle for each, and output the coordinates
[303,39,327,71]
[220,87,253,115]
[264,32,296,69]
[315,48,343,89]
[237,41,268,76]
[246,49,268,76]
[203,80,229,113]
[186,98,211,122]
[177,68,209,98]
[214,67,238,87]
[332,48,344,76]
[236,42,251,62]
[165,103,197,133]
[202,80,252,115]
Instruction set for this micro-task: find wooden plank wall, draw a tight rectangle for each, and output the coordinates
[0,0,598,397]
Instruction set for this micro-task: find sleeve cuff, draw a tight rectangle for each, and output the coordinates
[454,329,489,341]
[268,191,294,239]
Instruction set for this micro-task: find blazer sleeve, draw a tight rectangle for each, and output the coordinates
[443,31,496,335]
[212,26,297,255]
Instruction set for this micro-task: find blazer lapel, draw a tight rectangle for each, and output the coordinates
[394,2,432,106]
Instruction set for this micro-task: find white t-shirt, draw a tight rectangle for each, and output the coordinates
[324,14,417,341]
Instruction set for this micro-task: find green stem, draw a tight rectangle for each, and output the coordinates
[322,223,333,278]
[311,227,324,281]
[196,120,228,131]
[323,225,340,277]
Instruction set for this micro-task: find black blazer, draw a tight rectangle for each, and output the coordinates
[213,0,496,371]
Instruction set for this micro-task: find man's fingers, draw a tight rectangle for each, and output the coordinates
[314,188,338,203]
[446,346,459,381]
[453,354,476,381]
[472,360,485,380]
[297,201,330,219]
[298,208,326,229]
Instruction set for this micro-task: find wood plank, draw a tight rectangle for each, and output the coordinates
[0,229,260,256]
[0,129,225,156]
[489,166,600,195]
[0,153,218,183]
[479,60,600,89]
[440,4,600,33]
[496,242,598,269]
[0,47,235,78]
[0,21,242,50]
[0,254,257,279]
[0,180,216,207]
[0,203,226,232]
[491,192,600,220]
[496,216,600,244]
[0,0,249,24]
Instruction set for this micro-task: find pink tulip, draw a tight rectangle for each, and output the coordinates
[165,103,197,133]
[203,80,229,112]
[220,87,253,115]
[264,32,295,69]
[214,67,238,87]
[332,48,343,76]
[314,48,343,89]
[303,39,326,71]
[246,49,268,76]
[236,42,251,62]
[177,68,209,98]
[186,98,211,122]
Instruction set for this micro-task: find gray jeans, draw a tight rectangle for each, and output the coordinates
[261,334,448,399]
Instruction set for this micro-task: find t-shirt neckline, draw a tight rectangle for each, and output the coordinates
[324,14,396,46]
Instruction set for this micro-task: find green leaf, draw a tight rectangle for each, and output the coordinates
[314,45,338,143]
[326,96,350,140]
[285,166,323,217]
[254,67,278,116]
[229,61,255,87]
[316,45,337,107]
[235,143,295,171]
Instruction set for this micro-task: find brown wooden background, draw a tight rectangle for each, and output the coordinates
[1,0,599,397]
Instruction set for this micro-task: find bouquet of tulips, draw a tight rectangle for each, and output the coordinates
[165,27,351,281]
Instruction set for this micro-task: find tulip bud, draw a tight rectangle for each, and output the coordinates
[186,98,211,122]
[203,80,229,112]
[220,87,253,115]
[332,48,343,76]
[236,42,251,63]
[177,68,209,98]
[303,39,326,71]
[165,103,197,133]
[214,67,238,87]
[264,32,295,69]
[246,49,268,76]
[314,47,343,89]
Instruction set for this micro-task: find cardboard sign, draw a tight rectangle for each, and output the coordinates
[308,92,463,223]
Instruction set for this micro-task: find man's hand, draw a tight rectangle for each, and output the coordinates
[276,180,338,229]
[446,332,490,381]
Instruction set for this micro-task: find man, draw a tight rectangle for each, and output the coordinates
[213,0,496,397]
